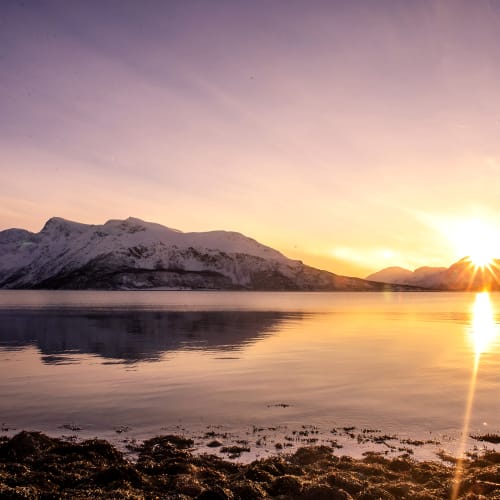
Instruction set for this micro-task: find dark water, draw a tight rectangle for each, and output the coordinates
[1,291,499,458]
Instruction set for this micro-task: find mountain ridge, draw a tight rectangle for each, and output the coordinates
[367,258,500,290]
[0,217,418,291]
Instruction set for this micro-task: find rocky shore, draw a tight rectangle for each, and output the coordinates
[1,431,500,499]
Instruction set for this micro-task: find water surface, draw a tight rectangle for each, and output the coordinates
[1,291,499,459]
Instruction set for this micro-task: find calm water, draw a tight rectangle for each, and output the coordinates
[1,291,499,458]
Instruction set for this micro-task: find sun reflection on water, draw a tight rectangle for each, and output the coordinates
[470,292,497,357]
[451,292,498,500]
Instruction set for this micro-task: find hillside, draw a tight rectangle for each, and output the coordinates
[0,217,415,291]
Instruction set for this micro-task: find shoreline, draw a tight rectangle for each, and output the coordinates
[3,420,498,465]
[1,430,499,499]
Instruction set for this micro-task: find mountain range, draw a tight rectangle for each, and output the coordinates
[3,217,495,291]
[0,217,414,291]
[367,259,500,291]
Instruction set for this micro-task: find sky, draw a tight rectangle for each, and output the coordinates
[2,0,500,278]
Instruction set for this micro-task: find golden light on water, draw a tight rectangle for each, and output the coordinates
[470,293,497,356]
[451,292,498,500]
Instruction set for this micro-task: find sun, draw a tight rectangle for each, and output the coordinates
[450,219,499,268]
[468,248,494,268]
[465,230,495,267]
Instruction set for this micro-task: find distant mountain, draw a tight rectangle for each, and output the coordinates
[367,258,500,290]
[365,266,415,285]
[0,217,415,291]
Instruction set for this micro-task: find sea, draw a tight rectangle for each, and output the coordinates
[1,290,499,461]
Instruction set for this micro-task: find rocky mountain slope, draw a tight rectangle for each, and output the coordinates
[0,217,412,291]
[367,258,500,290]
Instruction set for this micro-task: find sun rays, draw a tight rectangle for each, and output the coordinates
[457,257,500,292]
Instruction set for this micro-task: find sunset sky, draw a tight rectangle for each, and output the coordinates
[2,0,500,277]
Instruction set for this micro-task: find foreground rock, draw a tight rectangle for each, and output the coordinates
[1,431,500,498]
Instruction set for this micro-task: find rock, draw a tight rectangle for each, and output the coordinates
[231,480,267,499]
[301,483,353,500]
[268,474,302,496]
[197,485,233,500]
[207,440,223,448]
[326,471,364,494]
[1,431,55,461]
[91,464,145,488]
[292,446,335,466]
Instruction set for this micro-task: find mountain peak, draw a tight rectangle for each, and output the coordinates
[42,216,72,227]
[41,217,88,234]
[366,266,413,284]
[104,217,182,234]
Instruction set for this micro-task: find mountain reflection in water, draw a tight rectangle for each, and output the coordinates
[0,310,304,364]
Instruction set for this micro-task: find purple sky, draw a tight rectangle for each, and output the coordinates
[2,0,500,276]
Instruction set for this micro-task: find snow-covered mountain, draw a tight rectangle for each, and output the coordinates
[0,217,410,291]
[367,265,446,288]
[367,259,500,290]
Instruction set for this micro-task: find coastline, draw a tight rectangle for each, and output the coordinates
[1,430,499,499]
[3,419,498,465]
